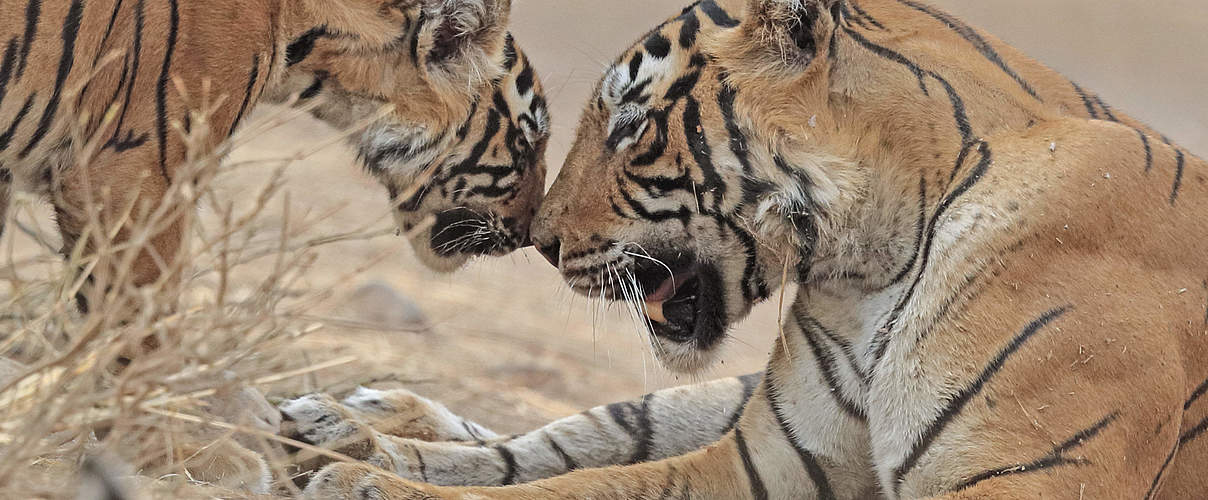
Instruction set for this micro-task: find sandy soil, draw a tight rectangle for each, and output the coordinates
[3,1,1205,436]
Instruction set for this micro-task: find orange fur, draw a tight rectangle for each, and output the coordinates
[0,0,514,312]
[303,0,1207,498]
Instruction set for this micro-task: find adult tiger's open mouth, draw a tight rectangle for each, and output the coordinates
[634,255,727,349]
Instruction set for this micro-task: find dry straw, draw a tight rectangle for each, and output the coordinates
[0,78,425,498]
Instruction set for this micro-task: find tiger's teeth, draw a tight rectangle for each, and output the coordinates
[644,300,667,323]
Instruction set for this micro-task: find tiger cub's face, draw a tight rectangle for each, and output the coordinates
[531,1,784,373]
[275,16,550,271]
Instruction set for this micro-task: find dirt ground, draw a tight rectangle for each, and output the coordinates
[3,0,1206,437]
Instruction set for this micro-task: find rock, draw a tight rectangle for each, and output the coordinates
[342,281,429,332]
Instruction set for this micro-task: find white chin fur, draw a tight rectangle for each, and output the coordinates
[650,336,723,375]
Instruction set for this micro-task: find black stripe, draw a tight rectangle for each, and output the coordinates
[644,33,672,59]
[1187,376,1208,412]
[456,100,479,140]
[618,180,692,224]
[842,4,869,30]
[843,27,972,141]
[0,94,35,151]
[719,216,765,302]
[724,373,761,433]
[17,0,41,80]
[103,0,147,153]
[895,0,1040,100]
[1182,416,1208,446]
[678,10,701,48]
[812,317,868,383]
[0,39,18,108]
[699,0,740,28]
[228,55,261,138]
[663,71,701,102]
[733,427,769,500]
[766,376,837,500]
[494,445,518,485]
[887,177,927,285]
[78,0,127,109]
[286,26,328,67]
[411,444,429,483]
[795,305,866,421]
[628,52,644,81]
[297,75,323,101]
[1169,148,1185,205]
[849,2,887,30]
[606,400,640,438]
[621,78,652,105]
[154,0,181,183]
[460,420,486,445]
[844,27,926,94]
[94,0,125,66]
[953,412,1117,492]
[871,142,991,365]
[1145,441,1180,500]
[1093,95,1119,122]
[1137,129,1154,173]
[1071,81,1099,119]
[516,65,535,97]
[683,97,725,214]
[545,433,580,472]
[631,394,655,464]
[18,0,82,159]
[408,14,425,67]
[894,306,1071,493]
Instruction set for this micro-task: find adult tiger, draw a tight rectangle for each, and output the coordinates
[0,0,537,312]
[292,0,1208,498]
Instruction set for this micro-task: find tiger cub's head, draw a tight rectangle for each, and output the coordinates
[274,3,550,272]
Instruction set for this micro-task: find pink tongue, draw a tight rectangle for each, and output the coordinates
[644,276,678,304]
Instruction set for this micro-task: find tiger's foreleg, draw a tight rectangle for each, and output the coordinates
[302,378,879,499]
[282,374,761,487]
[51,151,185,325]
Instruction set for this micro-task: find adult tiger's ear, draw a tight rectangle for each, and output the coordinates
[723,0,843,72]
[422,0,513,76]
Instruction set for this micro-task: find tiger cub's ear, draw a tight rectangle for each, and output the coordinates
[727,0,842,73]
[421,0,513,80]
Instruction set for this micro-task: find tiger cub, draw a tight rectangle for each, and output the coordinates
[0,0,534,313]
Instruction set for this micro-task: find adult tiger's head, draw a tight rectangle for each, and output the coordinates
[531,0,780,373]
[272,3,550,272]
[536,0,1042,372]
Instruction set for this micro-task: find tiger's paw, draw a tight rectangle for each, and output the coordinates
[302,462,441,500]
[340,386,497,443]
[279,394,400,487]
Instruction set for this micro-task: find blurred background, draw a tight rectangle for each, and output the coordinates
[3,0,1205,434]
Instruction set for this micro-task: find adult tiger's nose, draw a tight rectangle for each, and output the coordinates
[535,238,560,268]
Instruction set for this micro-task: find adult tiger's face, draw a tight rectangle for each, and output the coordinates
[275,15,550,271]
[531,1,784,373]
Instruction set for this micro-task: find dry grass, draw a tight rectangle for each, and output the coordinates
[0,94,408,499]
